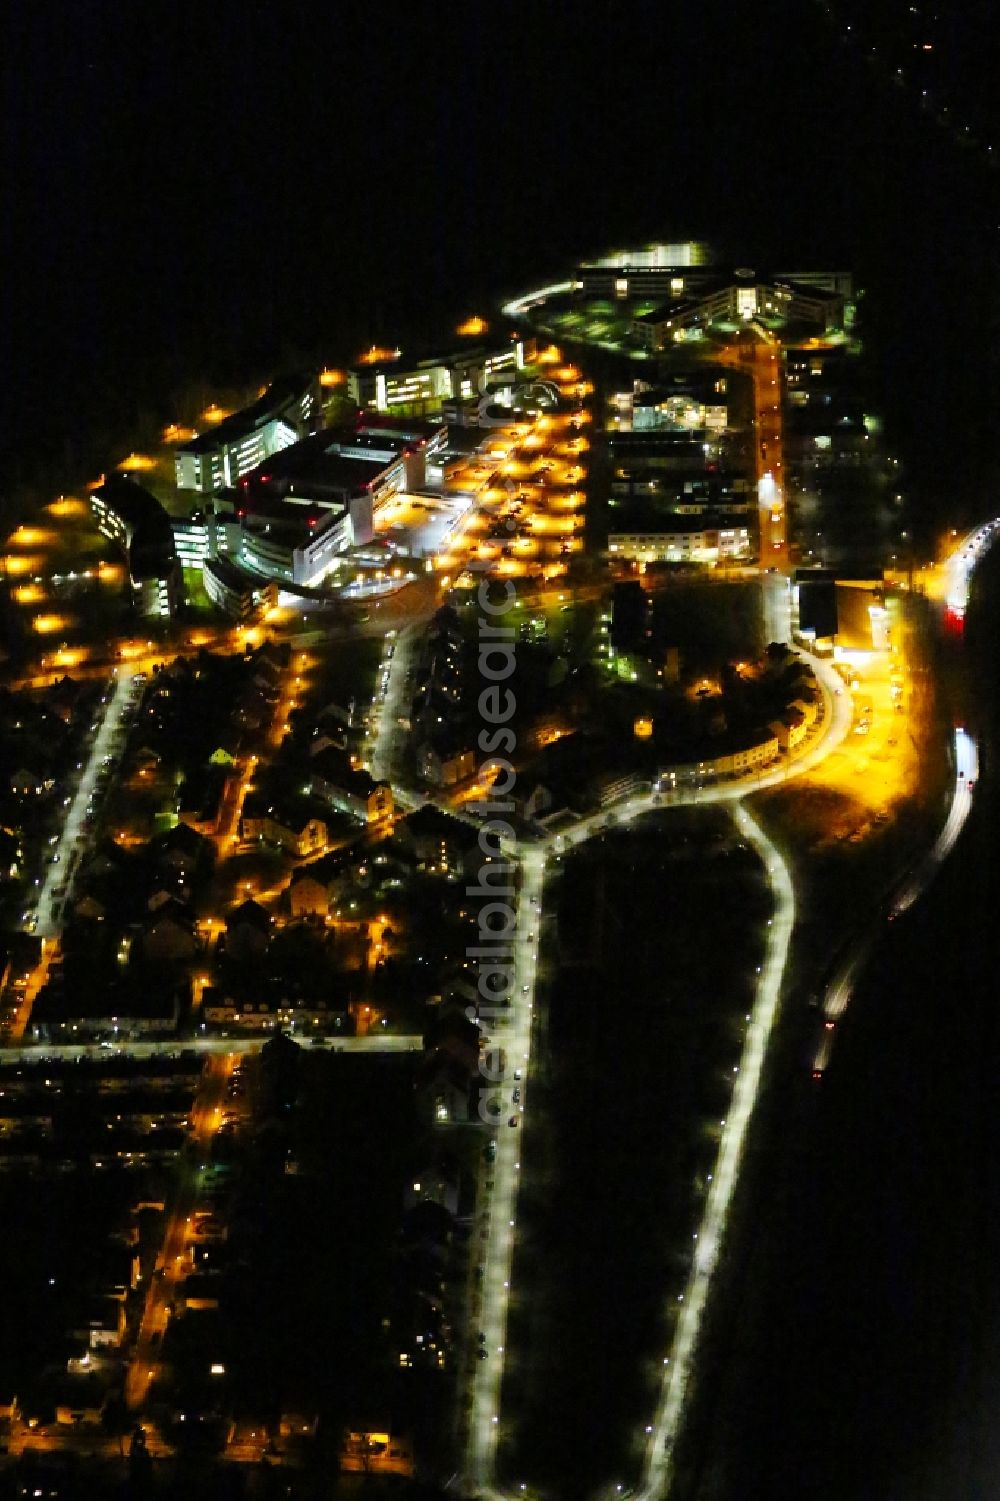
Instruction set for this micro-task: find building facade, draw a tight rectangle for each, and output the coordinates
[174,374,321,494]
[203,556,277,622]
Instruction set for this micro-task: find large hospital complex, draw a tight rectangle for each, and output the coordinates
[89,335,536,619]
[88,242,868,619]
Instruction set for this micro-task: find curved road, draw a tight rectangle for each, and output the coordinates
[459,525,1000,1498]
[355,565,852,1499]
[811,519,998,1080]
[460,647,851,1497]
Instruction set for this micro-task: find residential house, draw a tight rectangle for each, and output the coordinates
[392,805,480,879]
[308,745,393,824]
[769,706,807,752]
[341,1428,414,1477]
[44,675,86,724]
[30,976,182,1041]
[0,827,21,880]
[404,1162,460,1217]
[280,1409,320,1440]
[263,799,328,858]
[287,855,344,917]
[141,901,198,963]
[225,898,272,963]
[287,870,332,918]
[82,1295,126,1350]
[790,696,818,730]
[9,765,47,798]
[150,821,213,883]
[177,765,230,836]
[201,986,276,1032]
[417,732,475,788]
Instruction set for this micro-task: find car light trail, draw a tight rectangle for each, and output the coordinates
[942,519,999,616]
[810,507,1000,1081]
[812,726,978,1078]
[891,727,977,918]
[501,280,577,319]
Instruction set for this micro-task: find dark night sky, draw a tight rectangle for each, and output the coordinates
[2,0,999,519]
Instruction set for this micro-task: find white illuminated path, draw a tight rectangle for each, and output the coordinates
[891,727,977,917]
[463,645,852,1498]
[638,804,794,1498]
[463,802,796,1499]
[501,280,577,320]
[762,568,793,647]
[365,628,403,782]
[0,1034,423,1066]
[31,668,137,939]
[467,845,545,1496]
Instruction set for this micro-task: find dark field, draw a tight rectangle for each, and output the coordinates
[498,807,768,1497]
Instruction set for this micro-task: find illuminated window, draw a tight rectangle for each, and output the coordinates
[737,287,757,320]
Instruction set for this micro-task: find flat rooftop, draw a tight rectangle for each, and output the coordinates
[204,555,261,592]
[608,507,751,534]
[241,430,386,504]
[375,492,471,557]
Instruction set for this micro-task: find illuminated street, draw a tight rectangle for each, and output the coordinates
[812,724,980,1078]
[462,646,849,1494]
[640,802,795,1498]
[125,1052,234,1410]
[30,668,137,941]
[458,525,998,1496]
[0,1035,423,1066]
[716,331,788,569]
[466,847,545,1494]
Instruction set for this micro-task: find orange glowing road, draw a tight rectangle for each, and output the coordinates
[717,330,787,569]
[126,1053,235,1409]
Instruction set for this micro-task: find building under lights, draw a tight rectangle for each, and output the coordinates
[507,243,852,353]
[608,373,731,433]
[90,474,179,618]
[794,571,891,650]
[235,504,351,590]
[347,342,529,413]
[171,506,240,572]
[202,555,277,622]
[173,373,321,494]
[577,241,714,297]
[630,272,848,351]
[574,243,850,328]
[239,420,446,516]
[607,515,752,565]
